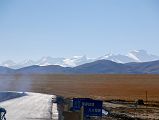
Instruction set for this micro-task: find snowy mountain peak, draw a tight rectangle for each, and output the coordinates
[37,57,65,66]
[99,53,113,59]
[128,50,148,57]
[63,55,91,67]
[130,49,146,53]
[72,56,85,59]
[40,56,53,62]
[127,50,159,62]
[22,59,34,64]
[127,52,141,62]
[70,55,88,61]
[0,50,159,69]
[1,60,16,67]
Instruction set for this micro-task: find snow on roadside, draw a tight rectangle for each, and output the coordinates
[0,92,58,120]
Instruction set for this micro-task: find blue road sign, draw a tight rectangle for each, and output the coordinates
[84,106,102,117]
[73,98,103,112]
[73,98,92,110]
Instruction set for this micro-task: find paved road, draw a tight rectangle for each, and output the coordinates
[0,92,58,120]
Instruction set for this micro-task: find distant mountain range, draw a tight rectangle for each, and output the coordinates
[0,50,159,69]
[1,59,159,74]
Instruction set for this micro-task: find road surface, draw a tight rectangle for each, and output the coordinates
[0,92,58,120]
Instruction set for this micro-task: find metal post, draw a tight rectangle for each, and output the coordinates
[80,106,84,120]
[0,112,1,120]
[146,91,148,106]
[146,91,148,119]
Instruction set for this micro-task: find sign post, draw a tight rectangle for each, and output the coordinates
[80,106,84,120]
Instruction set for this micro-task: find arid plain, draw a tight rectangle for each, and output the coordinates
[0,74,159,101]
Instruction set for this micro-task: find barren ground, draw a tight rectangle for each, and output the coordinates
[0,74,159,101]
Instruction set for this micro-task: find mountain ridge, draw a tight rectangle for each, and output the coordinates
[0,50,159,69]
[1,59,159,74]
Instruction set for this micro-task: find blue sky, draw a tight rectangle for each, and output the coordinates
[0,0,159,62]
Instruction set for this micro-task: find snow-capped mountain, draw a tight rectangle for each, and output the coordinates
[127,50,159,62]
[98,50,159,63]
[18,59,36,68]
[98,53,135,63]
[0,50,159,69]
[0,60,17,68]
[63,55,94,67]
[37,57,65,66]
[0,59,36,69]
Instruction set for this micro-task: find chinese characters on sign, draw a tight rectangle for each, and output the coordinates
[73,98,103,117]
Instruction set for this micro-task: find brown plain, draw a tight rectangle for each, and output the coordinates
[1,74,159,101]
